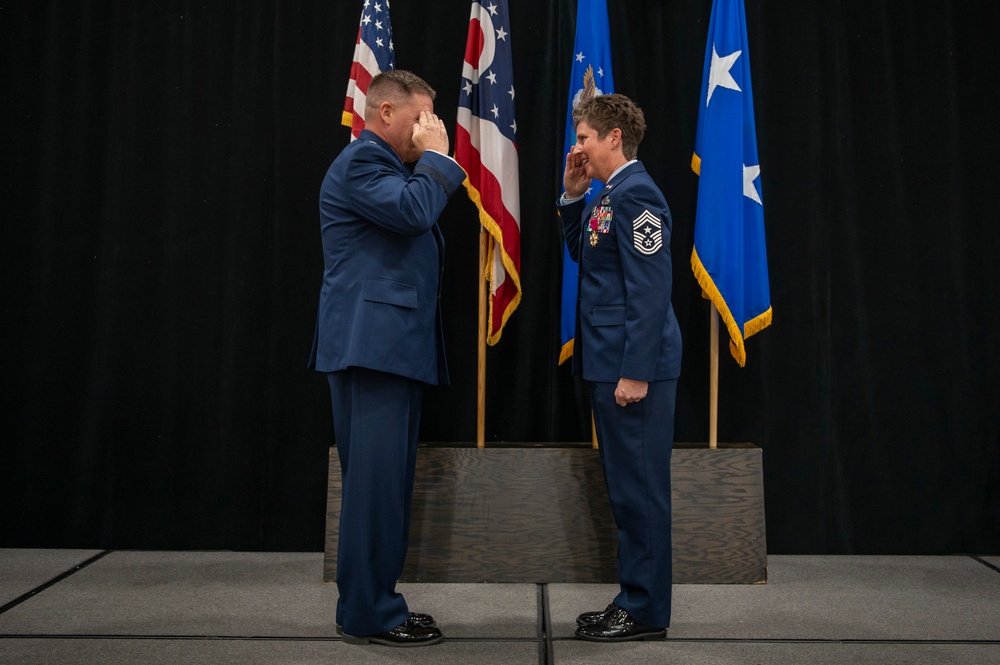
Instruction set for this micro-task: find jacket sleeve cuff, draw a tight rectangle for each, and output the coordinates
[415,152,467,197]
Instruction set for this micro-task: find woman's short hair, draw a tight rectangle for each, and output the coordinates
[572,93,647,159]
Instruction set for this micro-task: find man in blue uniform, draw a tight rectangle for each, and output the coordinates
[558,93,682,642]
[308,70,466,647]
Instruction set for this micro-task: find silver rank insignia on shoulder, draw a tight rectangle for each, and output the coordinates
[632,210,663,255]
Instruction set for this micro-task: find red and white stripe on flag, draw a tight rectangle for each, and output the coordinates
[455,0,522,345]
[343,1,395,138]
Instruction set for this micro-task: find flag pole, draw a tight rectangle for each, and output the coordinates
[709,304,719,448]
[477,227,488,448]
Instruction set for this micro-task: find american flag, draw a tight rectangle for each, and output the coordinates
[342,0,395,138]
[455,0,522,345]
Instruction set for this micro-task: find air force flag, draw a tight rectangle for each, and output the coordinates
[691,0,772,367]
[559,0,615,364]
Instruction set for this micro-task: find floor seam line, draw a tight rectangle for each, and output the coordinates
[0,550,112,616]
[3,635,998,646]
[539,583,553,665]
[969,555,1000,575]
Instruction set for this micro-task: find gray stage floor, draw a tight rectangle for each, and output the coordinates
[1,551,998,664]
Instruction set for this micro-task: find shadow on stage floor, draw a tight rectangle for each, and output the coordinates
[1,550,998,664]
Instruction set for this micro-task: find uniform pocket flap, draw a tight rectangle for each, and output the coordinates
[364,278,418,309]
[591,304,625,326]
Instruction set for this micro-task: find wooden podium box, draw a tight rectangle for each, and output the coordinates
[324,443,766,584]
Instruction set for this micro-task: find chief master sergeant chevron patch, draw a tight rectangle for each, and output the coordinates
[632,210,662,255]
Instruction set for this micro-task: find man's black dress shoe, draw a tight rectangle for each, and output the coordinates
[576,603,616,626]
[342,616,444,647]
[574,606,666,642]
[336,612,436,635]
[407,612,436,628]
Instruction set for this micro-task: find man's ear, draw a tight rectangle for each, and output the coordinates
[378,101,393,125]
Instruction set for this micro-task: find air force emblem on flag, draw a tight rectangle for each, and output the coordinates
[632,210,663,255]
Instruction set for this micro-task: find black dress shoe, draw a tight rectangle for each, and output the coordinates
[408,612,436,627]
[337,611,436,635]
[575,607,666,642]
[342,617,444,647]
[576,603,616,626]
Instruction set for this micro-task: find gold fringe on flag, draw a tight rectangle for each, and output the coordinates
[461,175,522,346]
[691,246,771,367]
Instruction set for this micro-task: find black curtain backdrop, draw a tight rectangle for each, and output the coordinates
[1,1,997,554]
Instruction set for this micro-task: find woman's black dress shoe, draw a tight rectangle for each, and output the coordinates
[575,607,666,642]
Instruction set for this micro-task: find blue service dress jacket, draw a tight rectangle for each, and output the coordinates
[308,129,467,386]
[557,160,682,383]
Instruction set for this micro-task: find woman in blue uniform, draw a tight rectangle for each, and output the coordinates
[558,93,682,642]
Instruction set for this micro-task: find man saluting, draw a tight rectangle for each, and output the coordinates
[309,70,466,647]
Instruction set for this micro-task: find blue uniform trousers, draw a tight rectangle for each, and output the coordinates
[590,378,677,628]
[327,367,422,636]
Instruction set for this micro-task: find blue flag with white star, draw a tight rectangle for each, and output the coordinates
[692,0,772,367]
[559,0,614,364]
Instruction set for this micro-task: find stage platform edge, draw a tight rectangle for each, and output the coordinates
[324,443,766,584]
